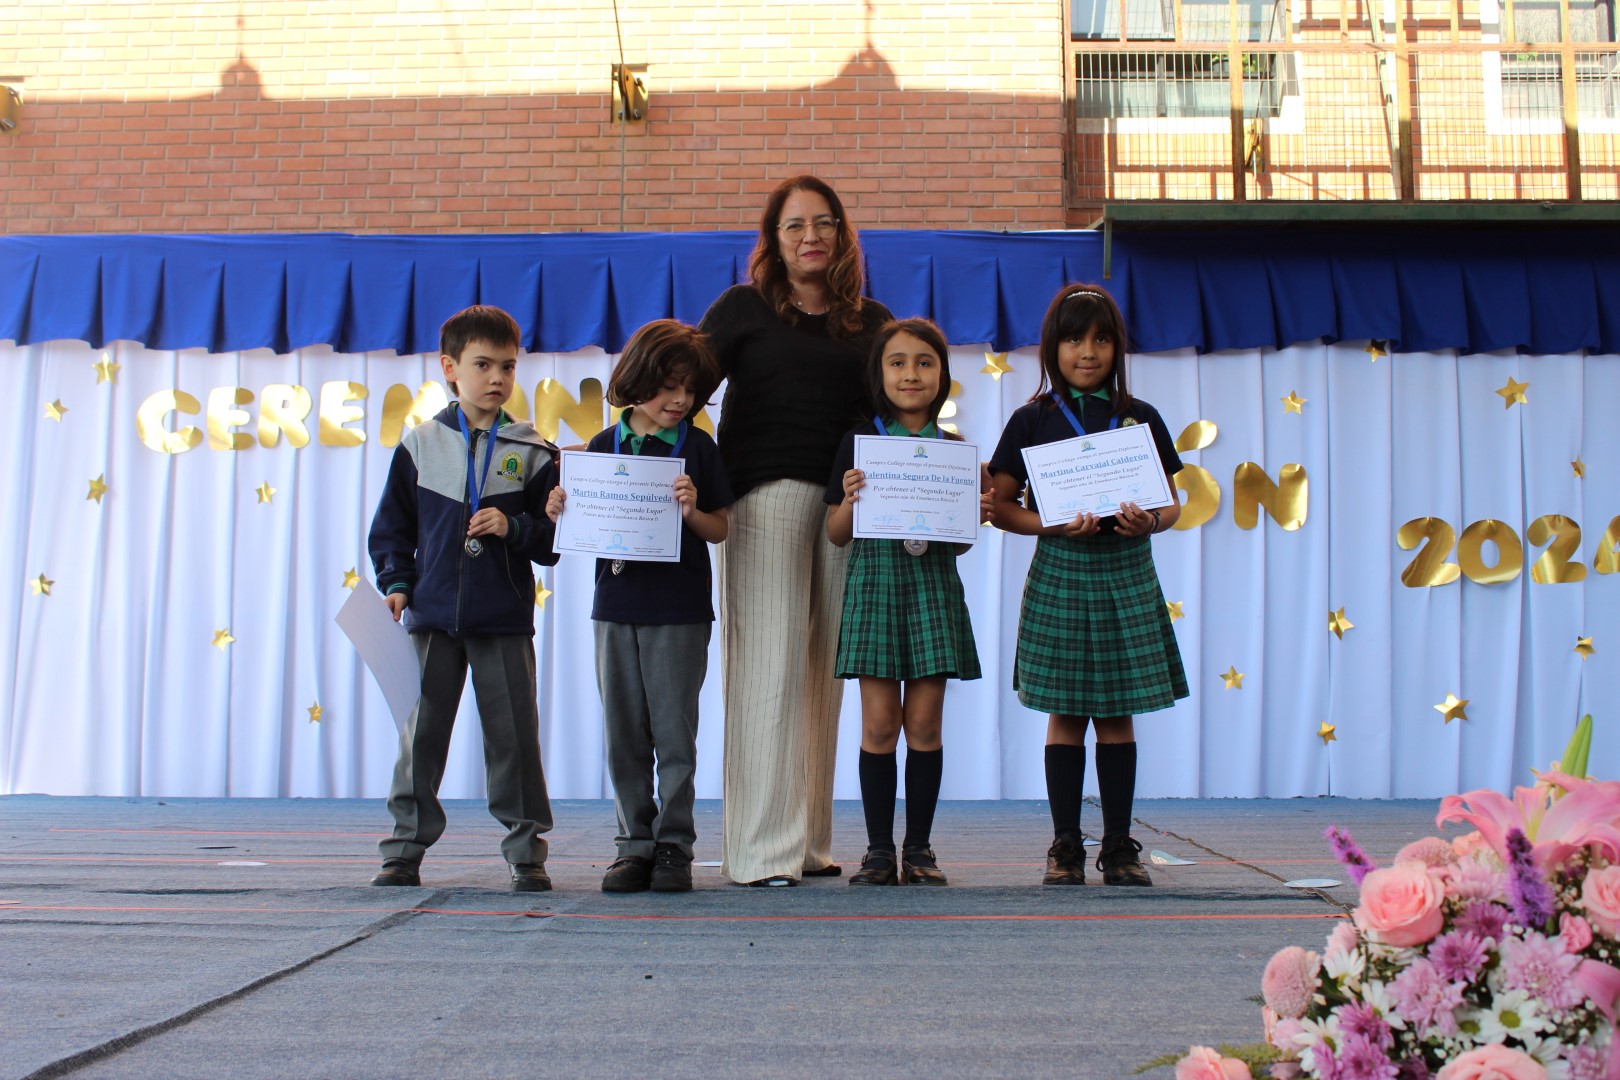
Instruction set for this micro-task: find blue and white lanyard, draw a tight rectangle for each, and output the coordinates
[872,417,944,438]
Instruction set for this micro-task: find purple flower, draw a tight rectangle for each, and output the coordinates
[1562,1044,1609,1080]
[1336,1002,1394,1050]
[1505,827,1556,930]
[1335,1035,1400,1080]
[1428,929,1491,983]
[1394,1061,1431,1080]
[1499,929,1586,1010]
[1387,957,1464,1035]
[1327,825,1377,886]
[1453,900,1510,943]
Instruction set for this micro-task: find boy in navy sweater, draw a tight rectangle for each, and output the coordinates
[368,305,560,892]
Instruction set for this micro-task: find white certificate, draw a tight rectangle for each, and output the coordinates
[334,577,419,734]
[851,435,982,545]
[554,450,683,563]
[1020,423,1174,529]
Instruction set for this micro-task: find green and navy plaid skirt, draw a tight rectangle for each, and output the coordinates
[835,538,982,682]
[1014,533,1188,716]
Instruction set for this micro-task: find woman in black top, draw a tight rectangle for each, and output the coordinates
[700,175,893,886]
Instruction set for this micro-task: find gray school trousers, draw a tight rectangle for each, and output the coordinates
[593,620,711,859]
[379,631,552,866]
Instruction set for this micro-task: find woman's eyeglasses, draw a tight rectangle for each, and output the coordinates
[778,217,839,241]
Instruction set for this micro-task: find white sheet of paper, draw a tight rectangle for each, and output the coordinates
[1020,423,1174,529]
[335,577,419,733]
[553,450,684,563]
[851,435,982,545]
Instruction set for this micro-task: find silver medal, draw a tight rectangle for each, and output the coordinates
[611,559,626,576]
[903,539,928,556]
[464,537,483,557]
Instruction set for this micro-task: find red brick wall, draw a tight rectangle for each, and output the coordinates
[1,2,1070,234]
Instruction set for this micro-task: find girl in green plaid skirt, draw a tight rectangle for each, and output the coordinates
[825,318,982,887]
[986,285,1189,888]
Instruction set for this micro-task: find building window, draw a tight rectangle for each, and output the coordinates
[1485,0,1619,124]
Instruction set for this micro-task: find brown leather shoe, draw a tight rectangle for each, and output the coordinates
[1097,835,1152,886]
[510,862,553,892]
[1042,835,1086,885]
[901,847,948,886]
[601,855,652,893]
[370,858,421,887]
[648,844,693,893]
[848,848,899,886]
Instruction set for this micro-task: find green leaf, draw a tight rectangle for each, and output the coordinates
[1559,714,1594,782]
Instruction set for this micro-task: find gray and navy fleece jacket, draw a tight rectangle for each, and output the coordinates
[368,404,561,637]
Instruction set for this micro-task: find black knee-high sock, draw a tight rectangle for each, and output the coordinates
[1044,744,1085,839]
[900,747,943,850]
[858,749,898,851]
[1094,741,1138,840]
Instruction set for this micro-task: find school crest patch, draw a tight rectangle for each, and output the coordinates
[499,452,523,481]
[1121,417,1140,427]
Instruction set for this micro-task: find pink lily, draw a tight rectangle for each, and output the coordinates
[1573,957,1620,1077]
[1435,766,1620,873]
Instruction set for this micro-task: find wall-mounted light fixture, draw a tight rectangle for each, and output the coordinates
[0,80,22,134]
[611,64,647,123]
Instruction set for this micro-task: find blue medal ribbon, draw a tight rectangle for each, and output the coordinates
[873,417,944,439]
[1050,391,1119,436]
[456,405,504,517]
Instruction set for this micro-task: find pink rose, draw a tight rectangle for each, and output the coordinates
[1262,946,1320,1018]
[1559,911,1593,953]
[1354,863,1446,947]
[1579,864,1620,939]
[1434,1044,1547,1080]
[1175,1046,1252,1080]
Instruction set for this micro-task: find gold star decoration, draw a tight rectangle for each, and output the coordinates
[1220,666,1245,690]
[307,702,323,724]
[1328,607,1354,639]
[1434,693,1469,724]
[1318,721,1337,745]
[255,482,276,504]
[342,568,360,590]
[534,583,552,609]
[30,573,54,596]
[1571,459,1585,479]
[86,475,110,503]
[93,355,122,384]
[1575,636,1595,660]
[1494,376,1529,409]
[1364,340,1387,361]
[1166,600,1185,622]
[980,352,1013,380]
[44,399,68,422]
[1281,391,1306,414]
[211,628,235,651]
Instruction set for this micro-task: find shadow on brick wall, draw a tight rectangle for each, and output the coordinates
[5,43,1068,234]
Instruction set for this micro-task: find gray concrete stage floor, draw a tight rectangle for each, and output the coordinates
[0,796,1447,1079]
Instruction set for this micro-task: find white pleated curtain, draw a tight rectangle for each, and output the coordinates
[2,339,1615,799]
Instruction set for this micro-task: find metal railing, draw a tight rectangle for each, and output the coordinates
[1068,0,1620,206]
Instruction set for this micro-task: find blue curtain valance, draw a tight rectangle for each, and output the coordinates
[2,228,1616,357]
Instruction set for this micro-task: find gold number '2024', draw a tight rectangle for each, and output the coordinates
[1398,515,1619,586]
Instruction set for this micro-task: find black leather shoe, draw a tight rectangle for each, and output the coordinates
[802,863,843,877]
[1042,835,1086,886]
[601,855,652,893]
[1097,835,1152,887]
[370,858,421,887]
[901,846,948,886]
[649,844,693,893]
[848,847,899,886]
[510,862,553,892]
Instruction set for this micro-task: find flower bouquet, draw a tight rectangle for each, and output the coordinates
[1157,716,1620,1080]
